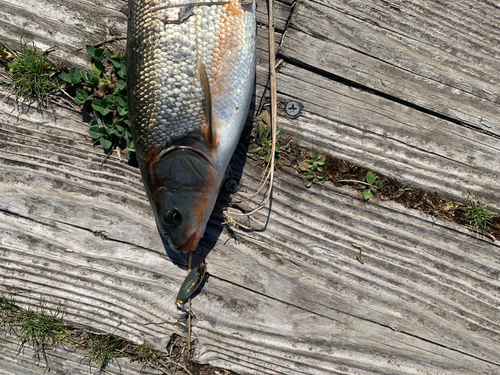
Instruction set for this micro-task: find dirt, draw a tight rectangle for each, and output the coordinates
[248,130,499,242]
[321,156,500,241]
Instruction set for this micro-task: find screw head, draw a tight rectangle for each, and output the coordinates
[285,101,301,118]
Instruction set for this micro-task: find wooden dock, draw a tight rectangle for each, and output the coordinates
[1,0,499,374]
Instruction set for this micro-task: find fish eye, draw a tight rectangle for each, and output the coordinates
[164,209,182,227]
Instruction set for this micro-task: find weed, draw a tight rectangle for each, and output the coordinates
[250,110,284,167]
[461,191,498,234]
[4,39,60,107]
[297,151,325,188]
[361,172,383,200]
[0,298,68,355]
[130,343,159,370]
[60,45,134,158]
[86,333,126,372]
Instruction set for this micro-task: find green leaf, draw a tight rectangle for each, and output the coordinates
[309,151,314,159]
[117,106,128,116]
[75,89,88,104]
[111,57,122,69]
[265,154,271,163]
[366,172,376,185]
[305,180,313,188]
[69,68,81,83]
[98,127,109,135]
[92,99,111,116]
[316,174,324,180]
[86,45,104,61]
[92,61,104,77]
[59,67,81,84]
[86,72,99,86]
[111,127,124,137]
[363,189,373,200]
[257,122,265,137]
[117,62,127,78]
[100,137,112,149]
[317,160,325,166]
[307,173,315,179]
[117,80,126,91]
[59,72,71,83]
[102,114,114,127]
[89,126,101,139]
[249,145,261,153]
[376,180,384,189]
[116,95,127,107]
[86,45,96,59]
[264,126,271,139]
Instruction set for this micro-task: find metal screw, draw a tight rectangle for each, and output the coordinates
[285,101,300,118]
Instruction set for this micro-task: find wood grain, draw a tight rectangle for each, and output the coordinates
[274,62,500,211]
[1,0,500,374]
[0,330,157,375]
[0,0,128,70]
[281,0,500,136]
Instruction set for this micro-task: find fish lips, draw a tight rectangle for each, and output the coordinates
[149,146,219,253]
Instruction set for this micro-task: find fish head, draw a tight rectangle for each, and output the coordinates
[149,146,219,253]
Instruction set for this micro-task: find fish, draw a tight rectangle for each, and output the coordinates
[127,0,256,253]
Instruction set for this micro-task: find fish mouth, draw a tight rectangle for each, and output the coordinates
[154,146,213,166]
[176,230,202,253]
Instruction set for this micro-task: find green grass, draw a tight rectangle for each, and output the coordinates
[461,191,498,234]
[4,40,60,107]
[86,333,127,371]
[0,298,68,354]
[0,297,231,374]
[1,39,133,157]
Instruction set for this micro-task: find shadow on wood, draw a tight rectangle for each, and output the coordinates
[0,0,499,374]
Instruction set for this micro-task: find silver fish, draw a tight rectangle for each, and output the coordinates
[127,0,256,252]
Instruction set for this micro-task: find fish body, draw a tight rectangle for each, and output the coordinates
[127,0,255,252]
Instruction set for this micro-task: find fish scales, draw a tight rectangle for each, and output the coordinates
[127,0,256,252]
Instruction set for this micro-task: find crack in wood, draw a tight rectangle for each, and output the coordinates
[210,273,500,368]
[278,54,500,141]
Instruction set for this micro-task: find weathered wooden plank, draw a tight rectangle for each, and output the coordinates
[281,0,500,135]
[0,330,157,375]
[275,62,500,211]
[1,90,499,373]
[0,0,288,70]
[0,0,283,113]
[0,0,128,70]
[1,0,500,374]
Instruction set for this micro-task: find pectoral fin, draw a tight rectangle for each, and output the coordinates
[198,60,216,147]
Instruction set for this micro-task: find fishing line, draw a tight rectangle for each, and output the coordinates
[224,0,277,221]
